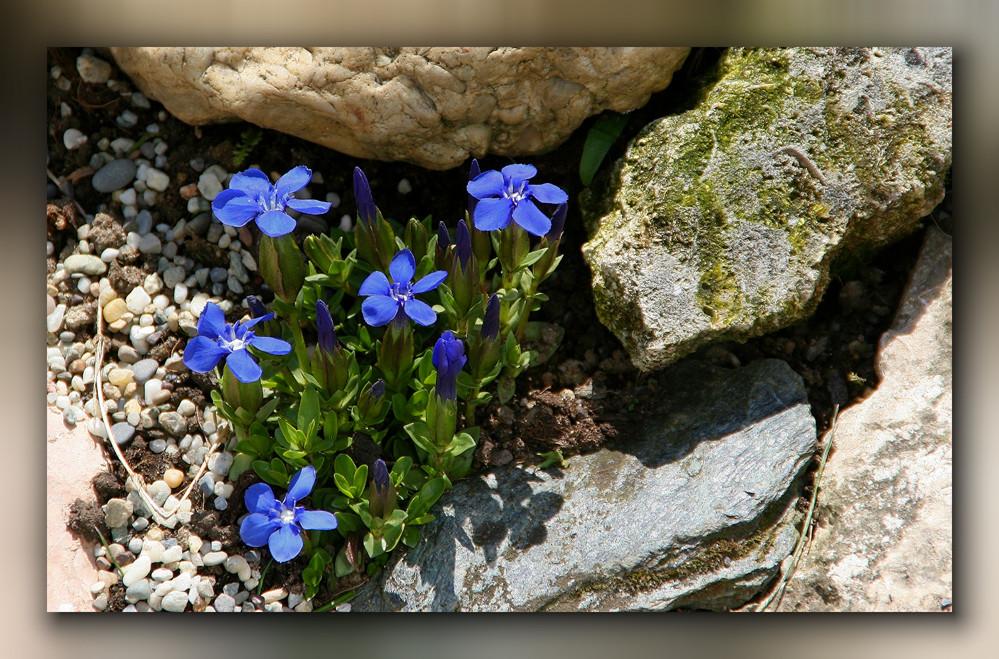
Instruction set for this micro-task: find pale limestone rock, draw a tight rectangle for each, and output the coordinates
[108,47,690,169]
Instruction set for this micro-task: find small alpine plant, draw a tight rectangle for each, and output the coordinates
[184,159,567,604]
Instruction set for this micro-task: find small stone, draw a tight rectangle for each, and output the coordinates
[203,551,228,567]
[213,593,236,613]
[125,287,152,314]
[103,498,133,528]
[163,468,185,489]
[64,254,107,276]
[148,438,167,453]
[63,128,88,150]
[176,399,197,417]
[110,422,135,445]
[158,411,186,437]
[262,588,288,605]
[130,358,158,383]
[161,590,189,612]
[122,555,152,587]
[76,53,112,83]
[125,579,152,603]
[92,593,109,611]
[117,344,140,363]
[138,233,162,255]
[207,452,233,477]
[93,158,137,193]
[151,568,173,582]
[107,367,134,387]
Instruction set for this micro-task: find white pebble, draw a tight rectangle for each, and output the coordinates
[125,287,151,314]
[63,128,87,150]
[397,178,412,194]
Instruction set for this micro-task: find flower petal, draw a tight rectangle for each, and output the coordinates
[285,465,317,504]
[196,303,227,339]
[212,194,261,228]
[255,210,297,237]
[361,295,401,327]
[528,182,569,205]
[500,163,537,184]
[225,348,263,383]
[358,271,391,297]
[274,166,312,197]
[241,313,274,330]
[389,249,416,284]
[248,335,292,356]
[268,523,304,562]
[239,513,280,547]
[229,169,273,197]
[472,197,514,232]
[182,336,226,373]
[411,270,448,294]
[466,170,505,199]
[403,298,437,326]
[295,509,338,531]
[286,197,332,215]
[512,199,552,237]
[244,483,277,514]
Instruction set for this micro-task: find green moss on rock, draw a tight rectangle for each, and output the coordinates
[581,47,952,371]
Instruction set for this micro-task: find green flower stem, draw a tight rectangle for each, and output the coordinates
[285,308,310,390]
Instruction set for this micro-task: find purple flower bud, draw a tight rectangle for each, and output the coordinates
[437,221,450,248]
[353,167,377,226]
[315,299,338,356]
[246,295,270,320]
[482,294,500,341]
[432,331,466,402]
[455,219,472,269]
[372,459,390,495]
[467,158,481,217]
[545,202,568,242]
[370,379,385,400]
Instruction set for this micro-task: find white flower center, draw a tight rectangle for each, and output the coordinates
[258,189,283,211]
[220,336,247,352]
[280,507,296,525]
[389,282,413,302]
[504,179,528,205]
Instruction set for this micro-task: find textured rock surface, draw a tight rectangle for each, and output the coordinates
[108,47,690,170]
[46,407,106,611]
[581,47,952,371]
[352,358,815,611]
[780,226,952,611]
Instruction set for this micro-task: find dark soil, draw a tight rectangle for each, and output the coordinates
[49,47,946,610]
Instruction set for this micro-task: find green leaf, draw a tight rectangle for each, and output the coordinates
[334,546,356,578]
[444,430,478,458]
[334,453,358,482]
[403,422,435,455]
[580,111,629,186]
[333,472,354,498]
[334,511,362,534]
[407,476,447,518]
[402,525,421,548]
[537,449,568,469]
[519,247,548,269]
[352,464,369,495]
[277,418,306,450]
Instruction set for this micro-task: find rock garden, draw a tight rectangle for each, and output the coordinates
[46,47,951,613]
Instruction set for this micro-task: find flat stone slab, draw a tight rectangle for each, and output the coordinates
[780,226,952,611]
[353,358,816,611]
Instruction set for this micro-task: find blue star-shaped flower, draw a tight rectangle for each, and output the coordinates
[239,466,338,563]
[466,164,568,237]
[212,166,331,238]
[182,302,291,383]
[358,249,447,327]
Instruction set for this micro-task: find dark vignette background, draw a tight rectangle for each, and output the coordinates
[6,1,991,658]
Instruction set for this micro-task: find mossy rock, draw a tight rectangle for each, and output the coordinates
[581,47,951,371]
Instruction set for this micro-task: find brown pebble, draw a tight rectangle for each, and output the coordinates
[179,183,200,200]
[163,468,185,489]
[69,358,87,375]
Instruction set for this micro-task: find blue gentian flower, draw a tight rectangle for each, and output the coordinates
[358,249,447,327]
[212,166,331,238]
[466,164,568,237]
[432,331,466,402]
[239,466,337,563]
[546,202,568,242]
[183,302,291,383]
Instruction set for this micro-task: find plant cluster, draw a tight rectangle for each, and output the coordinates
[182,160,568,601]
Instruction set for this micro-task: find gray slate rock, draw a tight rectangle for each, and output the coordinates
[92,158,137,193]
[581,47,952,371]
[353,358,815,612]
[780,226,952,612]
